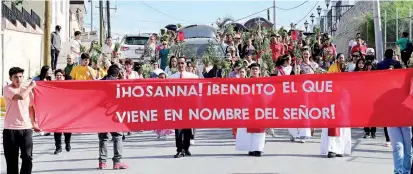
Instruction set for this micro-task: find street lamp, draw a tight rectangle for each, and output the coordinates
[317,5,322,17]
[325,0,330,9]
[304,20,309,32]
[310,13,315,24]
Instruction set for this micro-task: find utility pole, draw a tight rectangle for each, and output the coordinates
[43,0,51,66]
[99,0,104,46]
[273,0,276,30]
[90,0,93,32]
[106,0,111,38]
[373,0,384,61]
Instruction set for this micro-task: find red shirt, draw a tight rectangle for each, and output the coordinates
[270,43,285,61]
[351,44,367,55]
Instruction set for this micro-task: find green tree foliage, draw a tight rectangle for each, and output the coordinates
[359,1,413,47]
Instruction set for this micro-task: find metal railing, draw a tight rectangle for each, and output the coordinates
[31,9,41,27]
[22,8,35,29]
[2,3,17,25]
[11,4,26,27]
[1,1,42,28]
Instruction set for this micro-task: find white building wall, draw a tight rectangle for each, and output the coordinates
[1,0,71,89]
[3,30,43,82]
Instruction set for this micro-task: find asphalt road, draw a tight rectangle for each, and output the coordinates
[0,124,394,174]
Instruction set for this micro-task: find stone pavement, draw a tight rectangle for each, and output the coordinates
[0,123,395,174]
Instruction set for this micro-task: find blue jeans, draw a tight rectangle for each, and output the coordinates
[388,127,412,174]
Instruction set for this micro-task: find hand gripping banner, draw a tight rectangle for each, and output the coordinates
[34,69,413,133]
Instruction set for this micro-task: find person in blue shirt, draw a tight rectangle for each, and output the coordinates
[377,49,402,70]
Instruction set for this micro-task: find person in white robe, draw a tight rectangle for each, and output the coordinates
[320,54,352,158]
[320,128,352,158]
[235,63,265,157]
[276,54,313,143]
[169,57,198,158]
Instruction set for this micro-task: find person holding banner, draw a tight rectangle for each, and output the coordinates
[154,72,174,140]
[169,57,199,158]
[235,63,266,157]
[232,66,248,138]
[278,54,311,143]
[377,49,411,174]
[53,69,73,155]
[3,67,40,174]
[320,53,352,158]
[97,65,128,170]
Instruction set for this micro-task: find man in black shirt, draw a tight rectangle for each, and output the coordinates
[98,65,128,170]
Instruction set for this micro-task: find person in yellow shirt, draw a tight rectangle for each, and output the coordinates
[70,53,97,80]
[328,53,346,73]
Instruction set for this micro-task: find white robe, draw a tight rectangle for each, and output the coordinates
[320,128,352,155]
[288,128,312,139]
[235,128,265,152]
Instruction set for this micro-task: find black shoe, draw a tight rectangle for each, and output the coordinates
[173,152,184,158]
[248,151,254,156]
[122,135,126,141]
[327,152,336,158]
[335,154,343,157]
[65,144,71,152]
[127,132,131,136]
[254,151,262,157]
[363,133,370,139]
[184,150,191,156]
[54,148,62,155]
[44,133,51,136]
[371,133,376,139]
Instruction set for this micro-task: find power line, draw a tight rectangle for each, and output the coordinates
[233,1,310,23]
[233,6,274,23]
[295,1,319,25]
[276,0,309,10]
[139,1,191,24]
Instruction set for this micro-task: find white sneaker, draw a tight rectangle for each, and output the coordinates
[384,142,391,147]
[190,140,195,145]
[39,131,45,136]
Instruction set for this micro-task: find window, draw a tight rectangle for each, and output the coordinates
[124,37,149,45]
[60,0,63,13]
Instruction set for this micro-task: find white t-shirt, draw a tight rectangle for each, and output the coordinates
[277,65,293,76]
[71,39,82,57]
[348,40,357,49]
[169,71,199,79]
[103,44,115,54]
[125,71,141,79]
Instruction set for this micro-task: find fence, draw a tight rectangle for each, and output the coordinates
[358,7,413,54]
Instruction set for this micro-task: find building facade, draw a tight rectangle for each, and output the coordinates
[0,0,84,93]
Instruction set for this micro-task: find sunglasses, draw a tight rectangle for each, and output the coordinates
[178,62,185,64]
[352,55,360,57]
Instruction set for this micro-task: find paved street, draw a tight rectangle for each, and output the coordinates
[0,122,394,174]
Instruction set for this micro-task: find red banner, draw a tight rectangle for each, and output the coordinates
[34,70,413,133]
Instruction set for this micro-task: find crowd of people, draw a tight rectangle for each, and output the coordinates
[2,25,413,174]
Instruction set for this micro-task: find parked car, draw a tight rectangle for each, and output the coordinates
[119,34,152,62]
[178,24,217,39]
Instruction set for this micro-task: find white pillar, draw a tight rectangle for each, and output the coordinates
[373,0,384,61]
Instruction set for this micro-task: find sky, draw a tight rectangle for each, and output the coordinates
[83,0,328,37]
